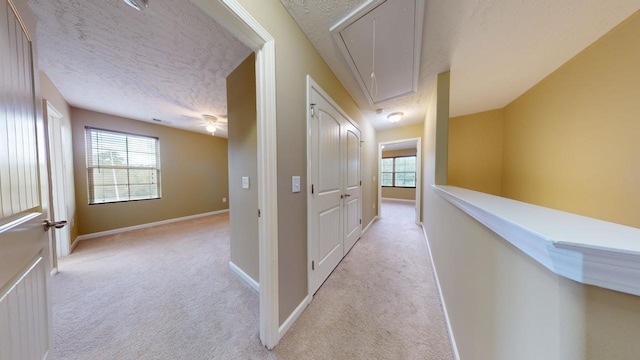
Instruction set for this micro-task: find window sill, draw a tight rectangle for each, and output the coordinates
[433,185,640,297]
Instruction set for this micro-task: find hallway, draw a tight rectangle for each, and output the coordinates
[274,199,453,359]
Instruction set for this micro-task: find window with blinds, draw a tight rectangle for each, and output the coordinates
[85,127,161,204]
[381,155,416,188]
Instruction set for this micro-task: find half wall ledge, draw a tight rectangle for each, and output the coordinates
[433,185,640,297]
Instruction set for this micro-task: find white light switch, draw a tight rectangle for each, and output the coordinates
[292,176,301,193]
[242,176,250,189]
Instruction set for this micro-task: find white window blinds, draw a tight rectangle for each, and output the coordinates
[85,127,161,204]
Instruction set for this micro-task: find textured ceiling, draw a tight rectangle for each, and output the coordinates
[281,0,640,131]
[28,0,251,137]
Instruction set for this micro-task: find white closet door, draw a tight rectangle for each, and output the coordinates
[308,79,362,296]
[309,88,345,295]
[343,122,361,254]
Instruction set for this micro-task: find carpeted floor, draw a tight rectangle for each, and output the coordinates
[51,200,453,359]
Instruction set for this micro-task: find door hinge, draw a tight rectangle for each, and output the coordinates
[312,260,315,270]
[360,180,362,186]
[311,184,314,194]
[359,219,362,224]
[258,209,261,217]
[310,103,316,117]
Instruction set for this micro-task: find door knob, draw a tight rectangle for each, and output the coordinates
[44,220,67,231]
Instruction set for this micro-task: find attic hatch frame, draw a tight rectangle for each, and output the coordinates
[330,0,425,105]
[191,0,279,350]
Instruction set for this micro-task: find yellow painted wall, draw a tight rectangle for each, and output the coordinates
[233,0,378,324]
[502,9,640,228]
[427,65,640,359]
[382,149,417,200]
[448,109,504,196]
[70,108,229,235]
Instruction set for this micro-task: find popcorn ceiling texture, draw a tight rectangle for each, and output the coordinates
[281,0,640,128]
[29,0,251,137]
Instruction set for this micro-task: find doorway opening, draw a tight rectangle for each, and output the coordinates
[377,138,421,224]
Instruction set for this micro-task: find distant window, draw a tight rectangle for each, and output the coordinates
[85,127,161,204]
[381,155,416,188]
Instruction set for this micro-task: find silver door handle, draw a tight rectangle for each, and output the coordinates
[44,220,67,231]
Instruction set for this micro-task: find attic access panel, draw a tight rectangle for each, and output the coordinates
[331,0,424,105]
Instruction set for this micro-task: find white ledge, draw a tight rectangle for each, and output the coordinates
[433,185,640,296]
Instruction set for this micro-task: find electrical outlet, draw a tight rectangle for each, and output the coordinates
[223,197,227,203]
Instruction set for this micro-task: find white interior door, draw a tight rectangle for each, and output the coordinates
[45,101,70,259]
[309,88,344,295]
[0,1,54,359]
[308,78,362,296]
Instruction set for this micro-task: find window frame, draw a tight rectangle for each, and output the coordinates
[381,155,417,188]
[84,126,162,205]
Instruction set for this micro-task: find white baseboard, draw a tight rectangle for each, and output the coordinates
[278,295,311,341]
[421,224,461,360]
[381,197,416,203]
[229,261,259,292]
[75,209,229,242]
[363,216,378,234]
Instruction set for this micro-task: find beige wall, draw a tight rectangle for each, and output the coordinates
[376,122,423,144]
[40,72,78,250]
[236,0,378,324]
[448,109,504,196]
[501,9,640,228]
[227,53,259,283]
[381,149,417,200]
[70,108,229,235]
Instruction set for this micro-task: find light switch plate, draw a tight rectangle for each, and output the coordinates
[292,176,301,193]
[242,176,250,189]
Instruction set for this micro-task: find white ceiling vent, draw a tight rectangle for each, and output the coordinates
[331,0,424,105]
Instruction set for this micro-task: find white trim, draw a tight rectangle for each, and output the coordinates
[434,185,640,297]
[76,210,229,241]
[191,0,280,349]
[70,236,80,253]
[378,137,421,224]
[229,261,259,292]
[50,268,58,276]
[381,197,416,203]
[278,295,311,341]
[362,216,378,234]
[421,224,461,360]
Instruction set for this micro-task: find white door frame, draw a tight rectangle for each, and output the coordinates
[43,100,70,265]
[377,138,422,224]
[192,0,279,349]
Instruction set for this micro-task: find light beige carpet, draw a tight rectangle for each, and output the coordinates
[51,200,453,359]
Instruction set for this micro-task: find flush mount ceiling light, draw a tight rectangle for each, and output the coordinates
[123,0,148,11]
[387,112,403,123]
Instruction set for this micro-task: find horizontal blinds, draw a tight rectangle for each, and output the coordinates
[85,127,161,204]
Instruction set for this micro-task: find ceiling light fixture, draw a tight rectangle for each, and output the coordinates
[387,112,403,123]
[123,0,148,11]
[205,124,216,134]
